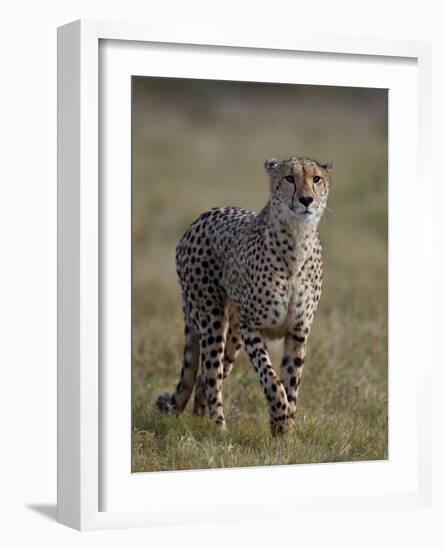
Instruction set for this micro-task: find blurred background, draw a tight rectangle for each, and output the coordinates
[132,77,388,472]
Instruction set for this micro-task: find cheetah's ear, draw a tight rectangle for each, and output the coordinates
[264,158,279,171]
[320,162,333,171]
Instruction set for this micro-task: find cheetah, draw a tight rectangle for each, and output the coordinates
[156,156,332,436]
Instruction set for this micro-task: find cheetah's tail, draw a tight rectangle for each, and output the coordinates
[156,320,200,414]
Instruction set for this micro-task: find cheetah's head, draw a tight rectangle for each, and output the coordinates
[264,157,332,226]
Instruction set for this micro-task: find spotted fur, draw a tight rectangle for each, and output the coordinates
[156,156,332,435]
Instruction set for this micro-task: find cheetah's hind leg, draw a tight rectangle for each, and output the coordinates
[193,373,207,417]
[192,321,242,417]
[156,324,200,414]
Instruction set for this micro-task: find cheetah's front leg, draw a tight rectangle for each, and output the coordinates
[239,326,295,436]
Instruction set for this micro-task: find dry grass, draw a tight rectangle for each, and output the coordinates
[131,78,388,472]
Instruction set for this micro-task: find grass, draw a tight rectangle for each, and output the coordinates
[131,78,388,472]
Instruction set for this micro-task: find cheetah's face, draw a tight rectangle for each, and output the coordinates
[265,157,332,225]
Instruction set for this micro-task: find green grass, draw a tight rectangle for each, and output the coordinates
[131,78,388,472]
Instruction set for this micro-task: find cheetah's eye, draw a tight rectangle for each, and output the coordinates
[284,175,295,184]
[313,175,321,183]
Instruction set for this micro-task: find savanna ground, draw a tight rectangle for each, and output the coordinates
[131,78,388,472]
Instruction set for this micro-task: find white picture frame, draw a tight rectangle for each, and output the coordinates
[57,19,434,531]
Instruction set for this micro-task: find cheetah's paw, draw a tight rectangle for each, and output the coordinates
[270,414,296,437]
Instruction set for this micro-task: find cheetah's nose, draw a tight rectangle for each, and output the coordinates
[299,196,314,207]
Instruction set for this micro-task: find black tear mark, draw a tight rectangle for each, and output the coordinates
[290,182,297,209]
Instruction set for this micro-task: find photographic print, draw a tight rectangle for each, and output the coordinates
[131,77,388,472]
